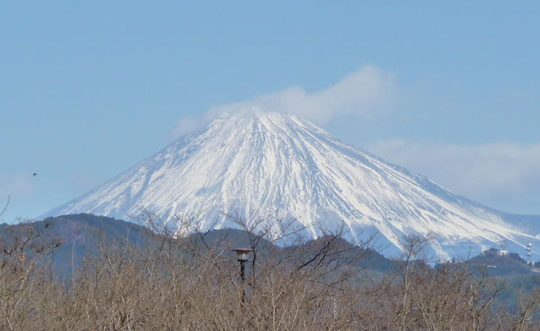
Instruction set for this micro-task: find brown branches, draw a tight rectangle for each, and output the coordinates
[0,213,538,329]
[0,195,9,218]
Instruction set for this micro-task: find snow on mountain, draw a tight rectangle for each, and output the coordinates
[44,111,540,260]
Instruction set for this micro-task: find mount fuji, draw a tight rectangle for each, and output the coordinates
[44,112,540,260]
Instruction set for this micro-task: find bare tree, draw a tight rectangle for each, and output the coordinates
[0,195,9,218]
[1,210,537,330]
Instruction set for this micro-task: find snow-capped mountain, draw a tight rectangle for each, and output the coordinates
[45,111,540,260]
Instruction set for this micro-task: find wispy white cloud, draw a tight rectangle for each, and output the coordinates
[368,140,540,212]
[173,65,396,137]
[210,64,396,123]
[171,115,210,138]
[0,173,37,200]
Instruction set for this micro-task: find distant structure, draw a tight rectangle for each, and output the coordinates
[499,240,509,256]
[482,247,508,257]
[526,243,533,266]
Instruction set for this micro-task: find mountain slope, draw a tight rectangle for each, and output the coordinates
[44,112,540,260]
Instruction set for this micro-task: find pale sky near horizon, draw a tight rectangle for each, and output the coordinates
[1,2,540,222]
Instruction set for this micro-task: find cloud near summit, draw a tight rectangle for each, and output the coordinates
[173,65,396,136]
[170,65,540,215]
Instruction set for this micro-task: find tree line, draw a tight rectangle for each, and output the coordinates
[0,207,539,330]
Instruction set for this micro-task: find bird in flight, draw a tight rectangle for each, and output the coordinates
[33,173,38,177]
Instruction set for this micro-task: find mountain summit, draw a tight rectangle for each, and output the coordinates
[46,112,540,259]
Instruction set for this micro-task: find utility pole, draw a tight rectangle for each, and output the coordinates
[232,248,253,307]
[526,243,533,266]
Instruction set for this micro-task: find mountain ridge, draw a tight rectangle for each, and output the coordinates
[44,111,540,260]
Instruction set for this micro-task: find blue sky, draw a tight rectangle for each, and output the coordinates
[1,1,540,222]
